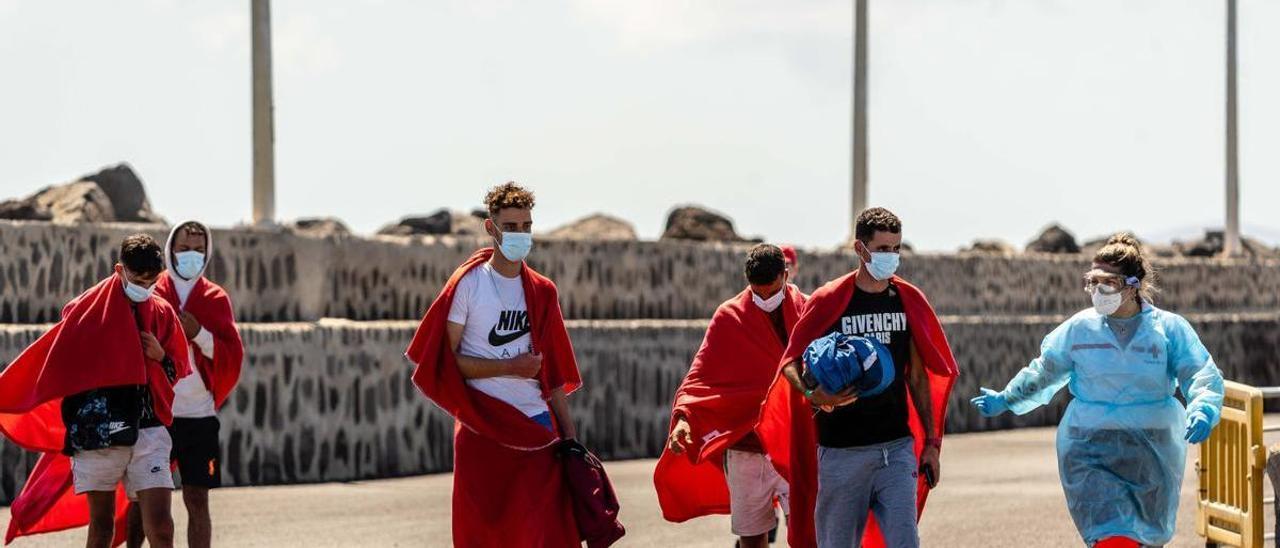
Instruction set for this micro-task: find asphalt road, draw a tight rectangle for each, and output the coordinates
[2,425,1272,547]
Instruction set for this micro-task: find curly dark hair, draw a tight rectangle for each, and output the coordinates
[744,244,787,286]
[854,207,902,242]
[484,182,536,217]
[120,234,164,276]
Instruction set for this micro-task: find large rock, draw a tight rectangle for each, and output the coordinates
[545,214,637,241]
[963,239,1016,255]
[81,164,164,223]
[0,163,164,225]
[1026,224,1080,254]
[0,199,53,221]
[1175,231,1280,259]
[458,210,489,234]
[377,209,487,237]
[1178,231,1226,257]
[1081,234,1178,259]
[1245,239,1280,260]
[289,217,351,238]
[661,205,743,242]
[33,181,116,224]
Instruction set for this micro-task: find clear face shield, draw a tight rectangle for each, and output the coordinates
[1082,269,1139,296]
[1083,268,1142,316]
[1083,271,1126,296]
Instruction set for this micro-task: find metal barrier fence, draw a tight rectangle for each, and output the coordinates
[1197,381,1277,548]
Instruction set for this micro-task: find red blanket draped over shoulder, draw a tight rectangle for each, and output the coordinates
[0,273,191,545]
[757,273,958,548]
[154,275,244,409]
[405,248,582,547]
[653,285,804,522]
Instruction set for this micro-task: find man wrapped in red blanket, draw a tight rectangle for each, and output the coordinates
[758,208,959,548]
[1,234,192,548]
[655,244,805,548]
[406,182,622,547]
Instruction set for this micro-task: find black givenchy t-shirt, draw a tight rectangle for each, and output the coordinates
[813,283,912,448]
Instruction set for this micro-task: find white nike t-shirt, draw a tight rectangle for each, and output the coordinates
[446,263,548,417]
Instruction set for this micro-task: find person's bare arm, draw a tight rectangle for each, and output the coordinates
[782,359,858,410]
[447,321,540,379]
[906,344,935,438]
[548,387,576,439]
[781,359,807,392]
[907,343,941,485]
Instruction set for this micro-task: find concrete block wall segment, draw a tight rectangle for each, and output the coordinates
[3,220,1280,323]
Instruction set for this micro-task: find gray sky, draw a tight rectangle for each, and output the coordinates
[1,0,1277,251]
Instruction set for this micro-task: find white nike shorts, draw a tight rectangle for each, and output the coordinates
[72,426,174,498]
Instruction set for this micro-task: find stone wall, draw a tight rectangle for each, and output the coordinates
[4,314,1278,505]
[2,220,1279,323]
[2,220,1276,505]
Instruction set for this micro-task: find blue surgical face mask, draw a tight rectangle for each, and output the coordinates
[123,278,155,303]
[497,231,533,262]
[174,251,205,280]
[859,244,900,281]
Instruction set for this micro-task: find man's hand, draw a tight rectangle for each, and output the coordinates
[506,352,542,379]
[809,386,858,412]
[140,332,165,362]
[668,418,694,455]
[920,445,941,488]
[179,311,201,340]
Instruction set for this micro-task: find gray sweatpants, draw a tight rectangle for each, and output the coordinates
[816,436,919,548]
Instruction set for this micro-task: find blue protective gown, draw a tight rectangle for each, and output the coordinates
[998,304,1224,546]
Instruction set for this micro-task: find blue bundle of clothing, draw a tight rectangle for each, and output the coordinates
[803,332,895,397]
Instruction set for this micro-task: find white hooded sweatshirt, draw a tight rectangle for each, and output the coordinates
[165,220,217,419]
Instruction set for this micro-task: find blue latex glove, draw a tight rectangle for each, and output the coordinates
[970,387,1009,418]
[1185,411,1213,443]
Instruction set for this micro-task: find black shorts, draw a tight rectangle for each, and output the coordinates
[169,416,222,489]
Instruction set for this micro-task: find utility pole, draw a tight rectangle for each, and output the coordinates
[851,0,868,237]
[1224,0,1241,257]
[251,0,277,226]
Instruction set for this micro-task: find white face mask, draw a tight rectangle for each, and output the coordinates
[123,278,155,303]
[1090,287,1123,316]
[752,287,786,313]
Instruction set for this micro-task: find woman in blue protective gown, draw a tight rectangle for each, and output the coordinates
[970,233,1225,547]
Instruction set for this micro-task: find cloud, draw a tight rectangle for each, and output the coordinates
[189,6,340,76]
[192,10,249,55]
[569,0,850,52]
[275,13,342,76]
